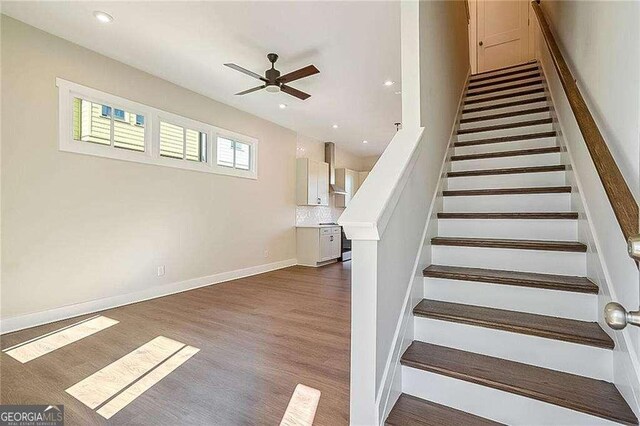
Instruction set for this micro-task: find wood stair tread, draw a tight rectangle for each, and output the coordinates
[455,131,557,147]
[438,212,578,220]
[451,146,560,161]
[442,186,571,196]
[464,88,545,105]
[386,394,503,426]
[468,72,542,90]
[413,299,612,348]
[463,96,548,114]
[460,106,550,124]
[423,264,597,294]
[457,118,553,135]
[431,237,586,252]
[448,164,565,178]
[400,342,636,425]
[470,64,539,83]
[467,79,543,97]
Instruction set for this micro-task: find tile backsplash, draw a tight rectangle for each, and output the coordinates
[296,205,344,226]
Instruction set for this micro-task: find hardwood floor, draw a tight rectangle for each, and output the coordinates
[0,263,351,425]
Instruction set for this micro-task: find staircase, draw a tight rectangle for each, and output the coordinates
[385,62,639,425]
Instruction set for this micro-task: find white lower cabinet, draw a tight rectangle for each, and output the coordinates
[297,226,342,267]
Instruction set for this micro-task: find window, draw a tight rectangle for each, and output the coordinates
[72,98,145,152]
[159,121,207,162]
[217,137,250,170]
[59,78,258,178]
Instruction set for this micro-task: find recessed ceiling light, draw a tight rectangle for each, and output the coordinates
[384,80,395,86]
[362,140,368,144]
[93,11,114,24]
[332,124,339,129]
[279,103,287,109]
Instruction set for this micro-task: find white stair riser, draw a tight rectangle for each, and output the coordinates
[467,76,543,95]
[438,219,577,241]
[466,84,544,102]
[469,72,542,90]
[462,100,549,120]
[450,152,560,171]
[471,64,539,81]
[414,318,610,380]
[446,171,566,190]
[423,277,596,321]
[402,368,618,425]
[432,245,586,275]
[443,193,571,212]
[464,91,546,110]
[459,111,551,131]
[456,123,554,142]
[454,136,557,155]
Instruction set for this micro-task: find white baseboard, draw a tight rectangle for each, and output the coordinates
[0,258,298,334]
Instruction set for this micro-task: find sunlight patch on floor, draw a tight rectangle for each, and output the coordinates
[280,384,321,426]
[3,316,119,363]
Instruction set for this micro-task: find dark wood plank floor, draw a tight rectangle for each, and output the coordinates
[0,263,351,425]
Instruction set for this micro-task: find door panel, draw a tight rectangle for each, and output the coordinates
[307,160,319,205]
[320,235,332,261]
[477,0,531,73]
[317,162,329,206]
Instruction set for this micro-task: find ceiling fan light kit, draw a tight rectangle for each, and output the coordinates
[224,53,319,100]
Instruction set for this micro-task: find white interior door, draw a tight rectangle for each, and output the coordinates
[477,0,531,73]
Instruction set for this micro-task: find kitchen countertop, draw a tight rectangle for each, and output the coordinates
[295,224,340,228]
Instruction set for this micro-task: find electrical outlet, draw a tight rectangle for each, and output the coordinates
[264,249,269,258]
[157,266,165,277]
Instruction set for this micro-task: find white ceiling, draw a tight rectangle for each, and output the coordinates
[2,1,401,156]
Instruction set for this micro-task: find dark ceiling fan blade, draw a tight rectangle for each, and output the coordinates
[277,65,319,84]
[281,85,311,100]
[224,63,267,82]
[235,85,266,95]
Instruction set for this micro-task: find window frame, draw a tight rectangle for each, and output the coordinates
[213,133,257,177]
[57,78,258,179]
[155,111,214,172]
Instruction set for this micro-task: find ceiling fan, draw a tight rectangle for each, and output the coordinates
[224,53,319,100]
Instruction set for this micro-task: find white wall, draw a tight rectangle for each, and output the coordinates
[1,16,299,328]
[339,1,469,423]
[532,2,640,416]
[540,0,640,200]
[295,134,376,225]
[376,0,469,398]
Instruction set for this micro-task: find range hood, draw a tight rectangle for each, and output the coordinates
[325,142,347,195]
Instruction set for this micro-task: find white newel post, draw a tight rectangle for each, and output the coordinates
[349,239,379,425]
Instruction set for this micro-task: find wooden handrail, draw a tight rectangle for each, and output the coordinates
[531,1,639,243]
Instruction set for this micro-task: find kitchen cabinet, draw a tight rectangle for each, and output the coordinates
[296,158,329,206]
[358,171,369,188]
[335,168,371,208]
[335,168,359,208]
[296,226,342,267]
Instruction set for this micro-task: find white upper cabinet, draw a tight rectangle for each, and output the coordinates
[335,168,369,208]
[296,158,329,206]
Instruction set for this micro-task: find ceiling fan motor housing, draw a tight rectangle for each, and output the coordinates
[265,67,281,83]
